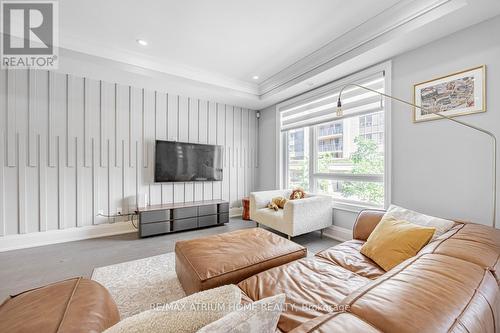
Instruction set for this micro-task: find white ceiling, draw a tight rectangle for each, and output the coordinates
[60,0,400,83]
[58,0,500,109]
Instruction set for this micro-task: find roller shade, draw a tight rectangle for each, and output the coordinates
[280,72,385,131]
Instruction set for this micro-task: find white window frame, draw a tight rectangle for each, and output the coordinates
[276,61,392,212]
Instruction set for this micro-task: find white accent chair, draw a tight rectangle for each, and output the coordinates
[249,190,333,239]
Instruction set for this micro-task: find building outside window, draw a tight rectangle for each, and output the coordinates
[280,67,388,208]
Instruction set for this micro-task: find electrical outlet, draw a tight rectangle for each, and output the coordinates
[117,207,122,215]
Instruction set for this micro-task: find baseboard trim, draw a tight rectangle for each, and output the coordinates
[229,207,243,217]
[0,222,136,252]
[322,225,352,242]
[0,207,243,252]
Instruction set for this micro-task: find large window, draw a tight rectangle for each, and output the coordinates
[280,69,388,208]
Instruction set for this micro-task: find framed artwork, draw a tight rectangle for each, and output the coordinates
[413,65,486,122]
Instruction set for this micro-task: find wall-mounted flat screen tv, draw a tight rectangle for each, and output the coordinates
[155,140,223,182]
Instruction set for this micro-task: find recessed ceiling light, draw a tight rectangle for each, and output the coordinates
[252,75,259,80]
[136,39,148,46]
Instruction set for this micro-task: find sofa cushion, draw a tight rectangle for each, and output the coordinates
[420,222,500,283]
[341,253,499,333]
[360,217,435,271]
[383,204,455,239]
[315,240,385,280]
[238,256,370,332]
[288,312,381,333]
[0,277,119,333]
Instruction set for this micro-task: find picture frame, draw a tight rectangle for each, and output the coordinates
[413,65,486,122]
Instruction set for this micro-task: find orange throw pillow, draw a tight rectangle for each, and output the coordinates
[360,217,435,271]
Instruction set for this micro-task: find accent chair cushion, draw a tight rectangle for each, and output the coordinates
[360,217,435,271]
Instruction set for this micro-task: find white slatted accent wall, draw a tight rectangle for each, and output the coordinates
[0,69,258,237]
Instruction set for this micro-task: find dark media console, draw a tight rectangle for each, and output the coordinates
[137,200,229,237]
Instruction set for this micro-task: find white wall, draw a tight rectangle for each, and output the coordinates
[258,15,500,230]
[257,105,278,191]
[392,15,500,226]
[0,55,258,240]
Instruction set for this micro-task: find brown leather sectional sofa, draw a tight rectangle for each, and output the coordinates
[0,277,119,333]
[238,210,500,333]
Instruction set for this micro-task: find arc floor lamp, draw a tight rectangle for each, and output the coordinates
[336,83,497,228]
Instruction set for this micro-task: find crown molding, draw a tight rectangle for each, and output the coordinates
[53,0,496,110]
[258,0,466,98]
[59,34,260,95]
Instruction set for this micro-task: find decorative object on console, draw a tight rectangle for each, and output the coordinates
[336,79,497,228]
[242,197,251,220]
[413,65,486,122]
[360,217,436,271]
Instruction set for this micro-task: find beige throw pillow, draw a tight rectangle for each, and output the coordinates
[104,285,241,333]
[384,204,455,240]
[198,293,286,333]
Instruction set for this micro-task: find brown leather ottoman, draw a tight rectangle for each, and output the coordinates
[0,277,119,333]
[175,228,307,295]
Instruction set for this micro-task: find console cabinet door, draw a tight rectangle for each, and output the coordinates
[173,207,198,219]
[172,217,198,231]
[141,210,170,223]
[198,215,218,227]
[140,221,171,237]
[198,204,218,216]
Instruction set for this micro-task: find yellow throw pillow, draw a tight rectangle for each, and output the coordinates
[360,217,435,271]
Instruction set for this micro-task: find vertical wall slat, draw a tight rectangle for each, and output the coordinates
[0,68,257,237]
[83,78,90,167]
[90,137,98,223]
[141,89,147,168]
[0,132,5,236]
[57,136,65,229]
[76,137,82,226]
[6,70,16,166]
[167,94,179,141]
[17,134,26,233]
[38,134,47,232]
[99,80,105,167]
[27,70,37,167]
[47,71,56,167]
[66,75,73,167]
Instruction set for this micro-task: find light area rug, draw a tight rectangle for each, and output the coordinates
[91,252,186,318]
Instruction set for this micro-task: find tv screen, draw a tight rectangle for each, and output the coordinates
[155,141,223,182]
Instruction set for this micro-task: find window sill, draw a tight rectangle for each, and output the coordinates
[332,200,383,213]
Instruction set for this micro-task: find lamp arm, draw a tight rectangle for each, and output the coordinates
[338,83,497,228]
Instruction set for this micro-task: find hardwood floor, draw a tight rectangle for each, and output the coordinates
[0,218,339,300]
